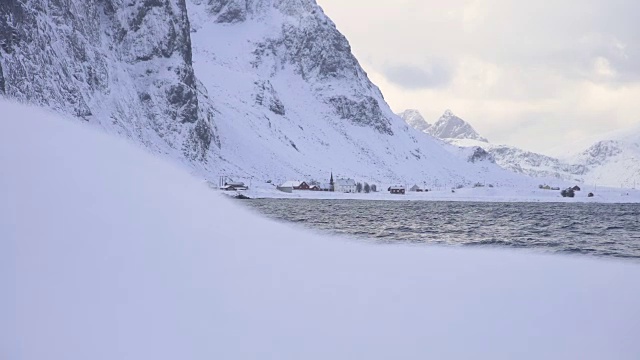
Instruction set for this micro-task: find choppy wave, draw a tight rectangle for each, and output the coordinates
[245,199,640,260]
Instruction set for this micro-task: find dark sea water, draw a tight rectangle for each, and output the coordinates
[244,199,640,260]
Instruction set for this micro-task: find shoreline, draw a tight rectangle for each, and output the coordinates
[222,185,640,204]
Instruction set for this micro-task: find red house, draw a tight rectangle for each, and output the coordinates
[280,181,311,190]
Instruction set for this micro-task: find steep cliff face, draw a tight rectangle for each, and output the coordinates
[0,0,217,161]
[0,62,4,93]
[236,0,394,135]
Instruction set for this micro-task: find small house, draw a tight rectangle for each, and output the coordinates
[309,185,321,191]
[221,181,248,191]
[297,181,310,190]
[334,178,357,193]
[572,185,581,191]
[409,184,422,192]
[279,181,310,190]
[388,185,406,195]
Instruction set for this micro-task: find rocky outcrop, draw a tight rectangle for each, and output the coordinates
[254,80,285,115]
[468,147,494,163]
[328,96,392,135]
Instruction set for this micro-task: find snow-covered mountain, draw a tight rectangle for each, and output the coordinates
[397,109,431,132]
[427,110,488,142]
[567,134,640,188]
[401,109,640,187]
[0,0,526,186]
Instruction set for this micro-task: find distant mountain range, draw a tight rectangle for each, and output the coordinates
[399,109,487,142]
[399,109,640,188]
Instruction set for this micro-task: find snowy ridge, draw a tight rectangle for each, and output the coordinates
[4,100,640,359]
[448,138,586,181]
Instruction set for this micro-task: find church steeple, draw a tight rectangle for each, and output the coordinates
[329,171,334,192]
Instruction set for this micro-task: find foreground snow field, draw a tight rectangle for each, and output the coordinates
[2,100,640,359]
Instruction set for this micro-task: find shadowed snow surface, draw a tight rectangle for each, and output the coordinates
[2,100,640,359]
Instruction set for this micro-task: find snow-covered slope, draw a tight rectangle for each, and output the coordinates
[0,0,526,186]
[567,132,640,188]
[397,109,431,132]
[5,100,640,360]
[427,110,488,142]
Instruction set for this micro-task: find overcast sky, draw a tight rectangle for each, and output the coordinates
[316,0,640,155]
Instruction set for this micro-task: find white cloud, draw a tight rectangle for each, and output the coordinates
[593,57,617,78]
[317,0,640,155]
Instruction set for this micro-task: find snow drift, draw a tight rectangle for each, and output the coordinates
[3,100,640,359]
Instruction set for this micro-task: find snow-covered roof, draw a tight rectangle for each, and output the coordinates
[225,181,245,187]
[280,180,303,188]
[335,178,356,186]
[389,185,405,190]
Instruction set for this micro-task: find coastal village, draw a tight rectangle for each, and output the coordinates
[216,173,597,200]
[218,172,434,195]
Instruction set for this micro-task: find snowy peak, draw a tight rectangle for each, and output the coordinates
[398,109,431,133]
[427,110,488,142]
